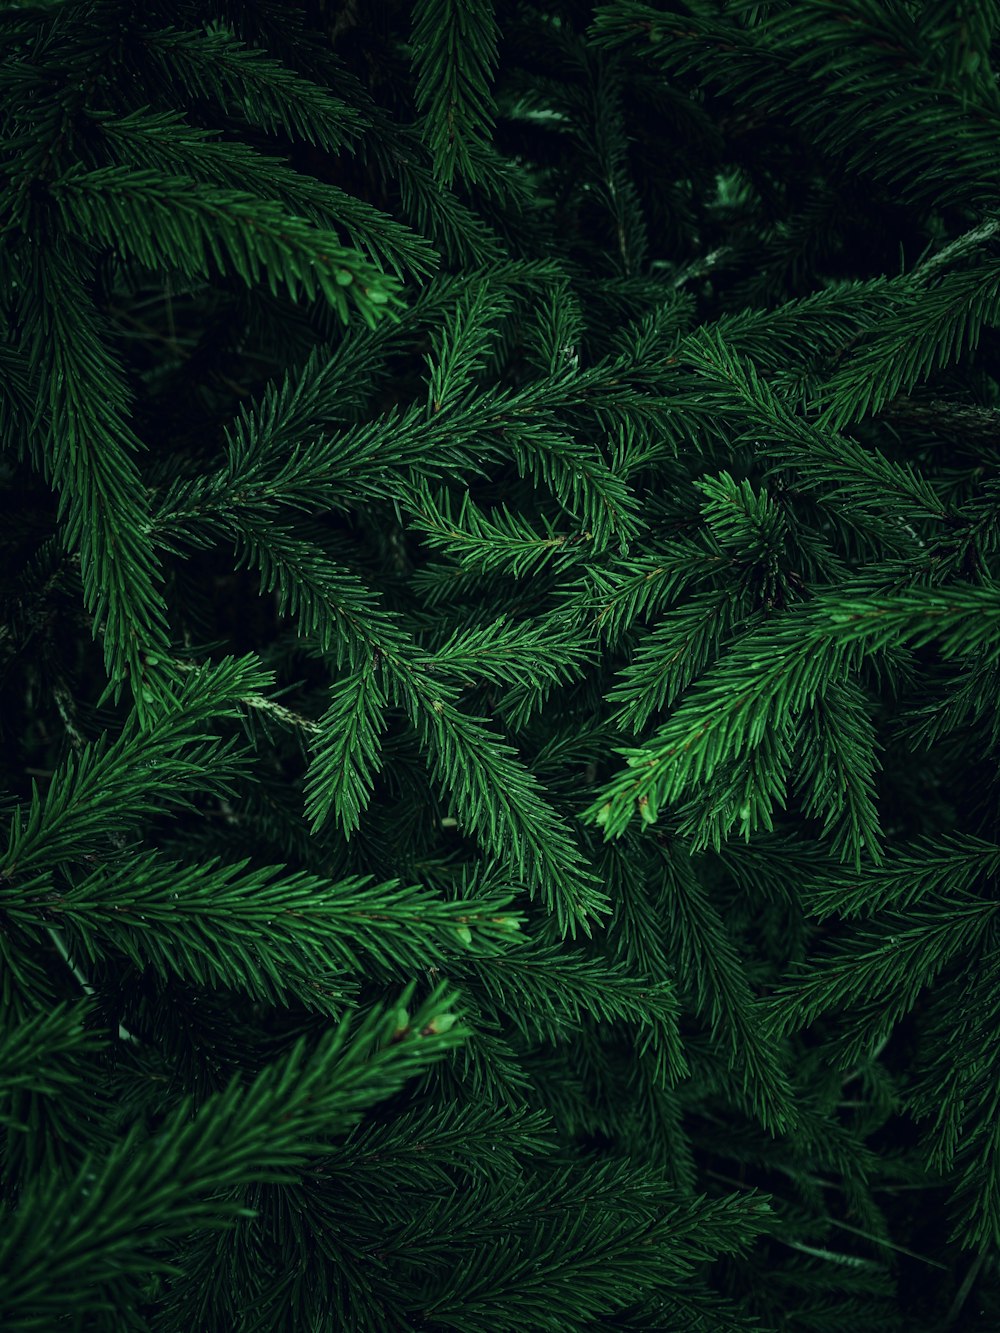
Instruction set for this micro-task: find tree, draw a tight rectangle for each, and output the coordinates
[1,0,999,1327]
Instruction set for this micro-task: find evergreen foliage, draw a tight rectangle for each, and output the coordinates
[2,0,1000,1327]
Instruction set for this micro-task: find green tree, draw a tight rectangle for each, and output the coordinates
[2,0,999,1328]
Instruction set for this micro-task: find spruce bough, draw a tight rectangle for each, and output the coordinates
[2,1,999,1328]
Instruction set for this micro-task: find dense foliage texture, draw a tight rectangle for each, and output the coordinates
[2,0,1000,1327]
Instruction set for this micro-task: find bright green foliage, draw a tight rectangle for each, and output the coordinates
[3,0,1000,1329]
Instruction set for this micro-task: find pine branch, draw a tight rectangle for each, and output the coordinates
[90,106,440,280]
[138,21,366,153]
[0,982,468,1329]
[19,242,172,707]
[48,165,405,327]
[411,0,500,186]
[586,583,1000,839]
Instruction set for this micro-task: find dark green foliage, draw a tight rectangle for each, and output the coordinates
[2,0,1000,1328]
